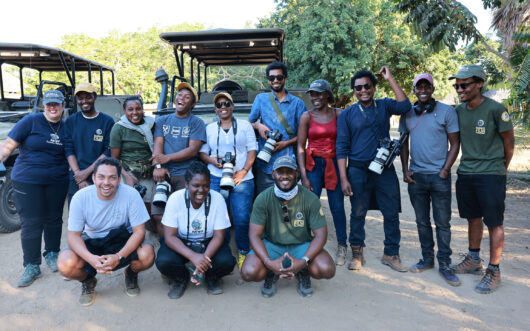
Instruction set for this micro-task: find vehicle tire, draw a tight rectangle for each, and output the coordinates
[0,168,21,233]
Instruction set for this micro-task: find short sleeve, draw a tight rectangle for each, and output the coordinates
[190,116,206,142]
[109,124,123,149]
[67,192,86,232]
[495,104,514,133]
[243,121,258,151]
[127,188,150,227]
[154,116,166,137]
[307,194,326,231]
[161,192,181,229]
[445,106,459,133]
[211,193,231,230]
[8,114,33,144]
[398,113,408,133]
[249,193,268,226]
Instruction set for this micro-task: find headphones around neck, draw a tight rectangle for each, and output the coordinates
[412,99,436,115]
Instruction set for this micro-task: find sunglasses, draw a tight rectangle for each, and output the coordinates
[353,83,372,91]
[453,82,476,90]
[267,74,285,82]
[281,204,290,223]
[215,101,232,108]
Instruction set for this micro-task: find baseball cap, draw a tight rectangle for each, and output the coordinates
[307,79,334,103]
[213,92,233,104]
[177,82,198,105]
[413,73,434,87]
[273,156,298,171]
[74,82,97,95]
[449,64,486,81]
[42,90,65,105]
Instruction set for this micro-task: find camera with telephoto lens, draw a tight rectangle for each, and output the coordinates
[257,129,283,163]
[368,133,409,175]
[219,152,236,190]
[152,180,171,207]
[133,184,147,198]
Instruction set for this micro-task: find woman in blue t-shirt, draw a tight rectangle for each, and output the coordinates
[0,90,69,287]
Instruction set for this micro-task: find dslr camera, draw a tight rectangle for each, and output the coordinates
[152,180,171,207]
[133,184,147,198]
[219,152,236,190]
[368,133,409,175]
[257,129,283,163]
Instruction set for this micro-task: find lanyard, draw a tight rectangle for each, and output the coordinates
[216,117,237,161]
[408,102,438,132]
[357,100,382,142]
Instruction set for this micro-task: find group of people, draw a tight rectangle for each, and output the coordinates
[0,60,513,306]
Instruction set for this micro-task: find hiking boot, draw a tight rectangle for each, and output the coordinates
[335,245,347,266]
[296,270,313,297]
[475,266,501,294]
[261,272,279,298]
[17,264,42,287]
[237,253,247,272]
[452,254,483,275]
[439,265,461,286]
[79,276,97,306]
[348,246,365,270]
[206,276,223,295]
[168,278,189,299]
[44,252,59,272]
[409,259,435,273]
[124,266,140,297]
[381,254,408,272]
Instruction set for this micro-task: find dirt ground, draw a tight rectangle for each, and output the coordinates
[0,150,529,331]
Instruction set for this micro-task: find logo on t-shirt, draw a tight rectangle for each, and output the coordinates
[94,128,104,142]
[163,124,170,135]
[182,126,190,138]
[171,126,181,137]
[46,133,62,145]
[502,111,510,122]
[293,212,305,227]
[191,218,203,233]
[475,119,485,135]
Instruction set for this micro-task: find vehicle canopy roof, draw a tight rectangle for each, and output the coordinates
[159,28,284,66]
[0,43,114,72]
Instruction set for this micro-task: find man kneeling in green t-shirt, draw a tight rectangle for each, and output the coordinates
[241,156,335,297]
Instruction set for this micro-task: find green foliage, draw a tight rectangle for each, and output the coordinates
[462,38,507,85]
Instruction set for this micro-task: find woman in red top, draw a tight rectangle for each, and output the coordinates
[297,79,347,266]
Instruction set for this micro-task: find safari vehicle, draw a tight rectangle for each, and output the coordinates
[0,43,131,232]
[154,28,311,122]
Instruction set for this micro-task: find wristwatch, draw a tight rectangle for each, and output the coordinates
[302,256,310,265]
[155,164,162,169]
[116,253,124,263]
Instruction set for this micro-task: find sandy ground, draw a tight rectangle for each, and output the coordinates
[0,152,529,331]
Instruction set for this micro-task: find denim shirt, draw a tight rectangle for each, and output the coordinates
[336,98,411,162]
[249,90,307,174]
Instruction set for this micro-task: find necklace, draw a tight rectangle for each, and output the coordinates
[44,114,61,137]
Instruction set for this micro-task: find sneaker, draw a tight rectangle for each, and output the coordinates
[335,245,347,266]
[124,266,140,297]
[409,259,435,273]
[475,266,501,294]
[296,270,313,297]
[439,265,461,286]
[17,264,42,287]
[206,276,223,295]
[168,278,188,299]
[237,253,247,272]
[452,254,483,275]
[79,276,98,306]
[261,272,279,298]
[44,252,59,272]
[381,254,408,272]
[348,246,365,270]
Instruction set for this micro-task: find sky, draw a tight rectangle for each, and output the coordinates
[1,0,495,47]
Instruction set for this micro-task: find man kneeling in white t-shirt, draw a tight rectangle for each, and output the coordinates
[58,157,155,306]
[155,161,236,299]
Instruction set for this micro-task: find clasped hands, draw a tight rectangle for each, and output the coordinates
[264,252,307,280]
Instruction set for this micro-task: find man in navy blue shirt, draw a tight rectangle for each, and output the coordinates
[64,83,115,204]
[249,62,307,194]
[336,67,411,272]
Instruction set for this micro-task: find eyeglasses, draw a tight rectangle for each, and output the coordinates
[281,204,290,223]
[267,74,285,82]
[453,82,476,90]
[353,83,372,91]
[215,101,232,108]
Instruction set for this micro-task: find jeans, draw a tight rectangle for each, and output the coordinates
[306,157,347,246]
[12,180,69,266]
[347,165,401,256]
[254,166,275,195]
[155,238,236,281]
[210,176,254,254]
[408,173,453,265]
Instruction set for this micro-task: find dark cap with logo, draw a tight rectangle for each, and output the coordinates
[43,90,65,105]
[273,156,298,171]
[307,79,334,103]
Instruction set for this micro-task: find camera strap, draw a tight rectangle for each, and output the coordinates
[358,101,383,143]
[216,117,237,162]
[268,93,294,139]
[184,189,211,241]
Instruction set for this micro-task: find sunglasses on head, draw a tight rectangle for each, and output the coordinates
[353,83,372,91]
[267,74,285,82]
[215,101,232,108]
[281,204,290,223]
[453,82,476,90]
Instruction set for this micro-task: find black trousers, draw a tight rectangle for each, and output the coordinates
[12,180,69,266]
[155,238,236,281]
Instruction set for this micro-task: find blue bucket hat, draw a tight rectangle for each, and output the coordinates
[43,90,65,105]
